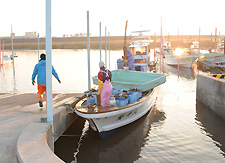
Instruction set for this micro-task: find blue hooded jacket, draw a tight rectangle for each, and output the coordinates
[32,60,60,85]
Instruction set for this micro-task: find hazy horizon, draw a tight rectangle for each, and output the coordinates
[1,0,225,38]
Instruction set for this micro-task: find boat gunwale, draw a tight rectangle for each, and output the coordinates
[74,88,154,115]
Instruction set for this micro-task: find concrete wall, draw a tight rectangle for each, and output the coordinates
[16,104,78,163]
[16,123,64,163]
[196,74,225,120]
[41,106,77,141]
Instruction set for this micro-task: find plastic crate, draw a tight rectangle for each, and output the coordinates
[112,89,123,95]
[117,59,124,69]
[128,91,142,104]
[87,92,98,105]
[115,96,128,106]
[87,96,95,105]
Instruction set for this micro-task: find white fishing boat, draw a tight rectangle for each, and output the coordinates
[199,56,225,72]
[118,30,155,72]
[161,42,198,68]
[199,35,225,69]
[74,70,166,138]
[190,41,200,55]
[0,55,12,66]
[163,41,174,55]
[164,54,198,68]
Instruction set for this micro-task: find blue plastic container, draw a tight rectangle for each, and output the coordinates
[92,92,98,104]
[117,59,124,69]
[87,96,95,105]
[128,91,142,104]
[115,96,128,106]
[112,89,123,95]
[128,92,138,104]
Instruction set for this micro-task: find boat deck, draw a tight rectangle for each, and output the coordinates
[75,90,152,114]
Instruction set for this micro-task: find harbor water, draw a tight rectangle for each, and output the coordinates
[1,50,225,162]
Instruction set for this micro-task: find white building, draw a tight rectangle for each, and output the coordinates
[25,32,37,38]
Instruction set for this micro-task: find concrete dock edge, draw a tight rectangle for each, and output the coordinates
[16,102,78,162]
[196,74,225,120]
[16,123,64,163]
[41,106,77,142]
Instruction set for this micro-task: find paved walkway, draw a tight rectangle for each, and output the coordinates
[0,93,79,163]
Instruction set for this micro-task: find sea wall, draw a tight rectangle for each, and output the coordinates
[196,74,225,120]
[16,97,80,163]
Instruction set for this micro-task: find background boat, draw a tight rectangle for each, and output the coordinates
[0,55,12,66]
[165,54,198,68]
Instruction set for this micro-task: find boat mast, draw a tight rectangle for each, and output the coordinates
[100,22,102,61]
[87,11,91,92]
[11,24,15,77]
[214,28,217,64]
[37,33,39,62]
[123,20,128,66]
[105,26,107,68]
[2,41,4,65]
[0,38,1,66]
[198,27,200,70]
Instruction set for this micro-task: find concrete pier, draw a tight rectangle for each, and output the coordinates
[196,74,225,120]
[0,93,80,163]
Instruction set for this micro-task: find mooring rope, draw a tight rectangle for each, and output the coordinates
[53,134,81,137]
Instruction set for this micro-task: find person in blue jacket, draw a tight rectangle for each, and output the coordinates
[32,53,61,107]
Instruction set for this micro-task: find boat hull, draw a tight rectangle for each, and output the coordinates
[75,88,157,138]
[165,55,197,68]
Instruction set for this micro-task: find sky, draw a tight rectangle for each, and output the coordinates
[1,0,225,37]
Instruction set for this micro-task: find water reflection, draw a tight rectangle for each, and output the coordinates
[12,77,17,91]
[74,109,154,163]
[152,107,166,123]
[195,101,225,157]
[162,63,198,80]
[55,106,166,163]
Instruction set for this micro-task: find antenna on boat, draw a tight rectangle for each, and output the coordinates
[123,20,128,66]
[131,30,150,39]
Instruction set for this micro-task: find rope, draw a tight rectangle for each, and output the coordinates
[53,134,81,137]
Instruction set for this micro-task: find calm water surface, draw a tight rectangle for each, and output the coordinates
[0,49,122,93]
[1,50,225,162]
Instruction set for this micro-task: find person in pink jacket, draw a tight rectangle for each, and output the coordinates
[98,61,112,106]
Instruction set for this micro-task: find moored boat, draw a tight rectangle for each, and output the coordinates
[198,55,225,72]
[118,30,155,72]
[165,55,198,68]
[0,55,12,66]
[74,70,166,138]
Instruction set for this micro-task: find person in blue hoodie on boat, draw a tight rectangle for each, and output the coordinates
[32,53,61,108]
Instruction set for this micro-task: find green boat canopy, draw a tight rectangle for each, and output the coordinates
[92,70,166,91]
